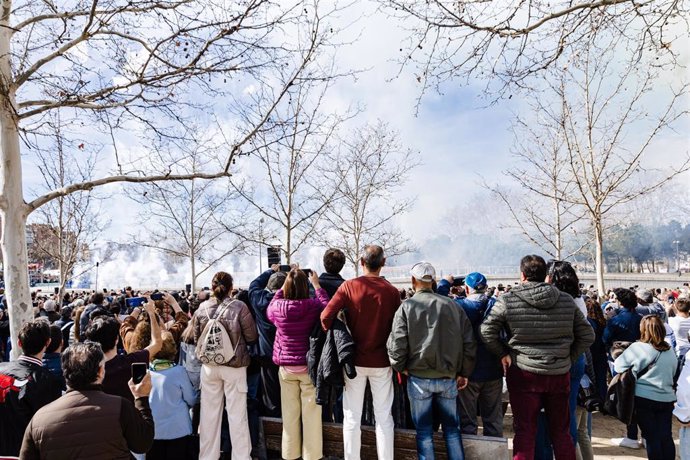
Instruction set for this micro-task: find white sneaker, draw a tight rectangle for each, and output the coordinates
[611,437,640,449]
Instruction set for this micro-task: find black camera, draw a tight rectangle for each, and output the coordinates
[578,385,602,413]
[452,277,465,287]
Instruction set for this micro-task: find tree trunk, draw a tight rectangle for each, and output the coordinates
[554,197,562,260]
[0,101,31,358]
[285,218,292,264]
[189,180,197,293]
[190,251,197,294]
[1,2,33,358]
[593,219,606,302]
[58,257,67,306]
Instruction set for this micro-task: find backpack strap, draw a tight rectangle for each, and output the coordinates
[674,353,686,391]
[637,351,662,379]
[205,297,232,321]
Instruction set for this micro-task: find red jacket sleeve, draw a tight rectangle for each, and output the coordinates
[320,282,348,331]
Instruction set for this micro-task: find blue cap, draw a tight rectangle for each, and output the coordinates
[465,272,487,290]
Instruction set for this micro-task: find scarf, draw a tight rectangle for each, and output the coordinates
[150,359,176,371]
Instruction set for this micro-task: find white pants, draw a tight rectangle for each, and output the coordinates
[342,366,395,460]
[199,365,251,460]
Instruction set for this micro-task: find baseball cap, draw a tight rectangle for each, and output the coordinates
[465,272,487,290]
[410,262,436,282]
[267,272,287,292]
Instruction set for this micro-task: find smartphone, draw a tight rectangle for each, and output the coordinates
[185,284,192,293]
[131,363,147,384]
[126,297,147,308]
[452,277,465,287]
[150,292,164,301]
[54,287,60,295]
[279,265,291,272]
[301,269,313,277]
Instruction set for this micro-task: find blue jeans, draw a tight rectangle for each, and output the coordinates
[407,376,464,460]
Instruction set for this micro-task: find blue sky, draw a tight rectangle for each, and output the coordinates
[20,0,690,288]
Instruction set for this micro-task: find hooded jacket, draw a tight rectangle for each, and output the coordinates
[0,356,62,456]
[267,288,329,366]
[480,282,594,376]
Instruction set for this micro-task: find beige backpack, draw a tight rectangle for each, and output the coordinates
[196,299,236,365]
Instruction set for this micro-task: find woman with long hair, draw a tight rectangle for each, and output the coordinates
[267,268,329,460]
[192,272,258,460]
[584,296,608,401]
[543,260,592,460]
[614,315,678,460]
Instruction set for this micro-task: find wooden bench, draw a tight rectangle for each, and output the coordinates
[262,417,509,459]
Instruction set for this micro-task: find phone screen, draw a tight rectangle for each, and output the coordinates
[126,297,147,308]
[131,363,147,384]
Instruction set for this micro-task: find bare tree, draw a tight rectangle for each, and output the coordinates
[133,131,251,292]
[231,78,349,263]
[381,0,687,100]
[322,121,419,274]
[1,0,340,356]
[486,115,589,260]
[525,34,689,297]
[29,118,104,301]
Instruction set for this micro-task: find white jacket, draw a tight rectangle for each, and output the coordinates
[673,351,690,423]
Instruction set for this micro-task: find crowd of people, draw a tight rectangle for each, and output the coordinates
[0,245,689,460]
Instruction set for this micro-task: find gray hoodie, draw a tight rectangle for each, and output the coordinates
[480,281,594,375]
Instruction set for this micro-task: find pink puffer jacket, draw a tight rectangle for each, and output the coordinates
[267,289,329,366]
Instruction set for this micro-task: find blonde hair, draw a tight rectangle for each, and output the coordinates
[639,315,671,352]
[154,332,177,361]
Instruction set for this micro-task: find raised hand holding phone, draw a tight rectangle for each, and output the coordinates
[128,369,152,399]
[131,363,147,384]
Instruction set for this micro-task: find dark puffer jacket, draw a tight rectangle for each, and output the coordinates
[20,386,154,460]
[309,318,356,405]
[480,282,594,375]
[267,288,329,366]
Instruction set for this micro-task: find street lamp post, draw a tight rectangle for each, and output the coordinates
[95,261,100,292]
[673,240,681,273]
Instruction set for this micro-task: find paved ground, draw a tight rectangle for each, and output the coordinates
[502,410,682,459]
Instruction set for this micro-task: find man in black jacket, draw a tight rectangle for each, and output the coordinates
[248,265,287,417]
[317,248,347,422]
[0,320,62,457]
[318,248,346,298]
